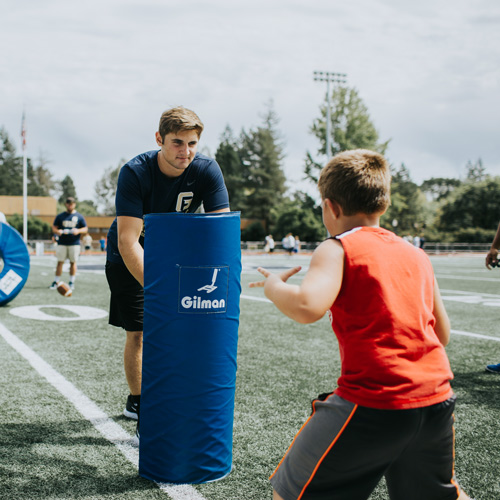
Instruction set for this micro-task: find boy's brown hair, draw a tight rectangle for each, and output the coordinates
[158,106,204,140]
[318,149,391,215]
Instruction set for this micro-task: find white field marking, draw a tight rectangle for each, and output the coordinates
[240,295,500,342]
[440,289,500,307]
[435,273,500,282]
[451,329,500,342]
[10,304,108,321]
[440,289,500,297]
[240,294,271,303]
[0,321,207,500]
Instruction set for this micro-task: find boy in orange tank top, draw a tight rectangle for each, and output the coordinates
[250,150,472,500]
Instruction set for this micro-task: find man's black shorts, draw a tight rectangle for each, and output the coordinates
[105,261,144,332]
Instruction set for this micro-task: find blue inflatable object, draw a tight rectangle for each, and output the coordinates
[0,222,30,306]
[139,212,241,484]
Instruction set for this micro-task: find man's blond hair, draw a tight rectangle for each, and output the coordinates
[318,149,391,215]
[158,106,204,140]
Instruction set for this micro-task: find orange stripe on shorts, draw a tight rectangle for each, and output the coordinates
[297,403,359,500]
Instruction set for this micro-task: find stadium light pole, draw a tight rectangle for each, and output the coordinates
[313,71,347,160]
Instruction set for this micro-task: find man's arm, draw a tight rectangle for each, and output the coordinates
[74,224,88,235]
[76,215,88,235]
[250,239,344,324]
[486,221,500,269]
[207,208,230,213]
[117,216,144,286]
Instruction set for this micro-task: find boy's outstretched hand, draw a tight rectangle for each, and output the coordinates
[247,239,343,324]
[249,266,302,288]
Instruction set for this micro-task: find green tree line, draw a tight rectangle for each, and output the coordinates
[1,89,497,243]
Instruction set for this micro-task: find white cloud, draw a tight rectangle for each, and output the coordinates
[1,0,499,199]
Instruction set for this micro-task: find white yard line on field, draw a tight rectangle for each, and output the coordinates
[240,294,272,303]
[0,321,207,500]
[435,273,500,282]
[450,330,500,342]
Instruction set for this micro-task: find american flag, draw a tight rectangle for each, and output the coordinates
[21,111,26,151]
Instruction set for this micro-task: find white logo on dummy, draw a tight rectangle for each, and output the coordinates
[178,266,229,314]
[197,268,219,294]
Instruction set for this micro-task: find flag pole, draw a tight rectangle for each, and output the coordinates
[21,110,28,243]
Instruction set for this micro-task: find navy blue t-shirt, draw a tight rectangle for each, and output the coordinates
[106,150,229,264]
[53,211,87,246]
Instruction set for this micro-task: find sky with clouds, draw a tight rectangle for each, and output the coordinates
[1,0,499,201]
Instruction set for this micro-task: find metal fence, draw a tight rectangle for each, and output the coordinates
[26,240,492,255]
[240,241,492,255]
[420,242,491,254]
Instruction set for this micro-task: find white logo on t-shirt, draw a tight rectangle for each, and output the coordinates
[176,192,194,212]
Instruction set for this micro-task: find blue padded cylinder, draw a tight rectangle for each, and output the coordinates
[139,212,241,484]
[0,222,30,306]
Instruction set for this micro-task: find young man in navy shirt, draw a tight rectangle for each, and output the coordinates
[50,197,88,290]
[105,107,230,427]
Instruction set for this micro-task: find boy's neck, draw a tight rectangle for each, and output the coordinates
[336,213,380,234]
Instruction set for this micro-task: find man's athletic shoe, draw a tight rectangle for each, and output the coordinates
[486,363,500,373]
[49,281,58,289]
[123,394,140,420]
[69,282,75,290]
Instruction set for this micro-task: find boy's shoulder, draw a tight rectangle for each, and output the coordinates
[335,226,431,270]
[336,226,419,250]
[336,226,393,240]
[311,237,345,267]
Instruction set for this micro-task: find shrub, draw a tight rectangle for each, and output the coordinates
[6,213,52,239]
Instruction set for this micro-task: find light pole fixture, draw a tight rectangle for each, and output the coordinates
[313,71,347,159]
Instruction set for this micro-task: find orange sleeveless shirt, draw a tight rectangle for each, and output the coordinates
[330,227,454,409]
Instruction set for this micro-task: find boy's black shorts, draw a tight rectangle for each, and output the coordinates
[270,393,461,500]
[105,261,144,332]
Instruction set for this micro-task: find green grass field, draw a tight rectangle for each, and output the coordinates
[1,252,499,499]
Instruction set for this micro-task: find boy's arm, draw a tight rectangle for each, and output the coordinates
[433,277,451,346]
[250,239,344,324]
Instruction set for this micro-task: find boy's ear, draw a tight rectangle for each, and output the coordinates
[155,131,163,146]
[324,198,342,219]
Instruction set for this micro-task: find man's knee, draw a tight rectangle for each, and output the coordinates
[126,331,143,346]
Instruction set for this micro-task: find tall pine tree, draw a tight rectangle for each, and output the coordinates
[0,128,23,195]
[215,126,246,211]
[237,104,287,229]
[58,175,78,203]
[305,86,389,183]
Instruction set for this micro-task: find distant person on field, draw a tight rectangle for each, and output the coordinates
[250,149,471,500]
[104,106,229,436]
[484,222,500,373]
[99,237,106,251]
[83,233,93,253]
[282,232,295,255]
[265,234,275,253]
[293,235,301,254]
[50,197,88,291]
[419,234,426,249]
